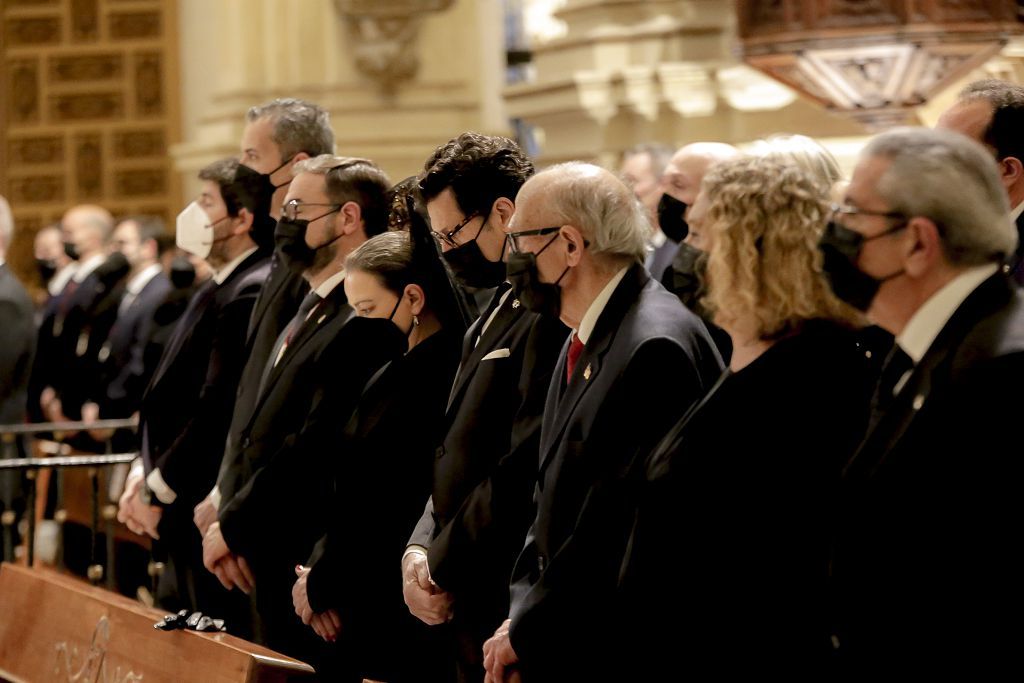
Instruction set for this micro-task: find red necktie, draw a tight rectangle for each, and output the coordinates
[566,334,585,382]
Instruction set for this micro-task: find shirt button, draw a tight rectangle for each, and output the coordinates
[435,446,446,459]
[537,554,546,573]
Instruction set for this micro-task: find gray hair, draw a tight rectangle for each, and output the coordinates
[748,134,843,189]
[293,155,392,237]
[538,162,648,264]
[623,142,675,180]
[0,195,12,251]
[345,230,414,295]
[246,98,335,160]
[864,127,1016,266]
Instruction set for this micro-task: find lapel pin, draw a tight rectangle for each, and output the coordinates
[512,299,520,309]
[317,314,327,324]
[912,394,924,411]
[583,363,592,381]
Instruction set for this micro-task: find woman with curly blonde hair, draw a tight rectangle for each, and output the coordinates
[618,155,876,678]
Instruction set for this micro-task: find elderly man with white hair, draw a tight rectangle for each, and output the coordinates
[823,127,1024,673]
[482,162,723,682]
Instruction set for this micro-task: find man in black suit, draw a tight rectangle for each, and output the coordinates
[823,128,1024,674]
[201,155,405,662]
[29,204,116,424]
[937,79,1024,284]
[82,217,171,440]
[402,133,568,683]
[116,159,271,626]
[482,163,723,683]
[0,195,36,540]
[193,98,335,537]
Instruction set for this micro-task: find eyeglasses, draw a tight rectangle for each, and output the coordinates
[829,203,906,223]
[281,199,342,222]
[432,212,481,249]
[506,226,562,254]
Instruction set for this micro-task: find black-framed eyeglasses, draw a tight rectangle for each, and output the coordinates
[830,203,906,223]
[281,199,342,221]
[506,226,563,254]
[432,212,481,249]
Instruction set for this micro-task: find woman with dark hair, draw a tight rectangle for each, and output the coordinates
[619,155,875,678]
[291,223,462,681]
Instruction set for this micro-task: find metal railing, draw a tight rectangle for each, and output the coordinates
[0,418,140,589]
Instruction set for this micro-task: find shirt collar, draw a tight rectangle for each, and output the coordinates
[649,229,667,249]
[576,266,629,345]
[314,268,347,298]
[126,263,162,295]
[213,247,258,285]
[72,253,107,283]
[896,263,998,364]
[49,262,78,296]
[1011,200,1024,223]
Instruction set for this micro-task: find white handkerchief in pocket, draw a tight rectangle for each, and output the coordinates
[481,348,511,361]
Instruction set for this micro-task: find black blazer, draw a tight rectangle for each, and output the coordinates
[305,328,461,682]
[507,264,723,682]
[140,250,269,510]
[406,285,568,645]
[833,273,1024,673]
[216,253,307,495]
[94,271,172,419]
[0,264,35,427]
[619,319,873,678]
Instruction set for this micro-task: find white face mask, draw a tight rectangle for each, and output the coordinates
[176,201,215,259]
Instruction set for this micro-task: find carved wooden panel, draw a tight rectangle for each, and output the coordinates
[0,0,181,290]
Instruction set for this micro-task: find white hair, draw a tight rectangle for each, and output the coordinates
[535,162,648,264]
[0,195,13,252]
[864,127,1016,266]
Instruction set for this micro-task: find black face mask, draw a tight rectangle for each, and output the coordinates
[657,193,688,243]
[264,155,295,190]
[667,240,707,312]
[819,220,906,312]
[386,290,416,338]
[274,211,342,274]
[231,163,277,248]
[63,241,79,261]
[169,255,197,289]
[36,259,58,285]
[506,233,568,319]
[441,217,506,289]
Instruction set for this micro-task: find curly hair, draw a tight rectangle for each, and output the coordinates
[701,156,862,340]
[418,132,534,216]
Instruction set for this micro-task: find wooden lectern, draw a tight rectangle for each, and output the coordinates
[0,563,315,682]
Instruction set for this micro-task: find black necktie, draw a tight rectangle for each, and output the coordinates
[258,291,322,394]
[871,345,914,419]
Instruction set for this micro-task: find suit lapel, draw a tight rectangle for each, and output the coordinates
[537,264,647,476]
[148,280,216,390]
[446,293,522,414]
[843,273,1013,479]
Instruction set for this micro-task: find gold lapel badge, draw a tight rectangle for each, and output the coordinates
[512,299,520,309]
[583,363,592,381]
[317,314,327,324]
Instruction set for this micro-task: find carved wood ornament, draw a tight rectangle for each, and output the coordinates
[737,0,1024,128]
[334,0,455,94]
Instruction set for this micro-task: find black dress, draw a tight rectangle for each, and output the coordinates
[619,318,875,678]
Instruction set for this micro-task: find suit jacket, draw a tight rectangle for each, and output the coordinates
[94,271,172,420]
[0,264,35,512]
[644,237,679,283]
[406,285,568,655]
[1012,210,1024,285]
[216,252,307,498]
[140,250,269,511]
[305,328,461,682]
[619,319,873,678]
[832,273,1024,673]
[507,264,723,682]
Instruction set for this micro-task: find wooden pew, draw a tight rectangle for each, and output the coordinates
[0,563,314,682]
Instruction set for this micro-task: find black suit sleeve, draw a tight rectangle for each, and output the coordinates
[152,289,257,502]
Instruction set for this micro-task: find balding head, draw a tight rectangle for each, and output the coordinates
[516,162,648,265]
[62,204,114,261]
[0,195,13,255]
[663,142,741,207]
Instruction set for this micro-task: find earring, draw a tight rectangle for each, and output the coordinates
[413,315,420,327]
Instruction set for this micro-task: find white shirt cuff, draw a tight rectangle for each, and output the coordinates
[210,485,222,510]
[129,459,144,482]
[402,545,428,563]
[146,468,177,505]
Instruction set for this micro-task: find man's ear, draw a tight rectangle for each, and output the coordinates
[234,208,255,237]
[903,217,943,277]
[337,201,363,235]
[491,197,516,231]
[999,156,1023,190]
[561,225,586,267]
